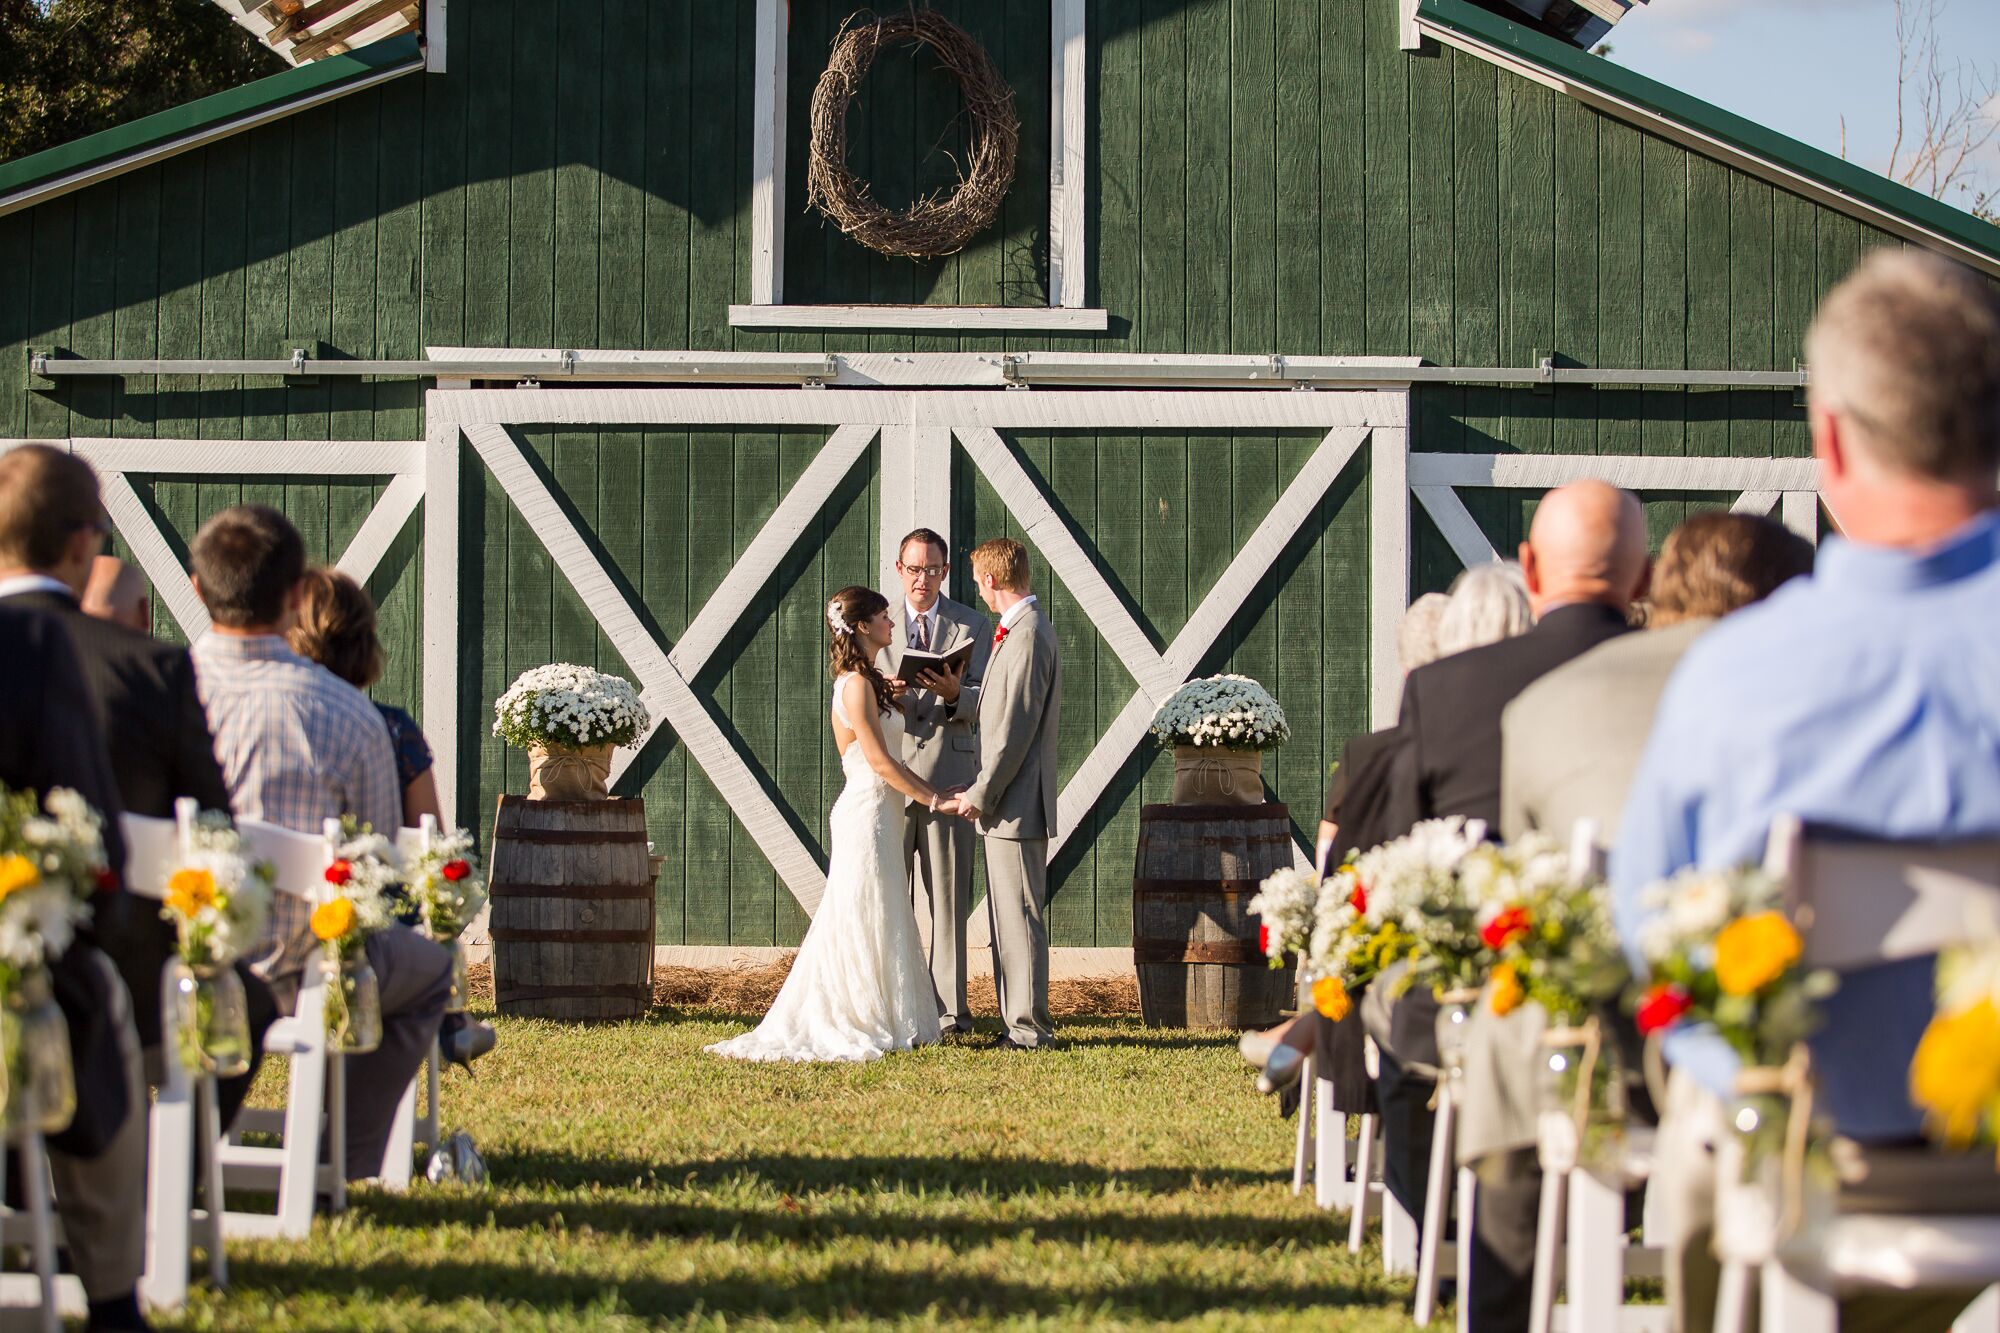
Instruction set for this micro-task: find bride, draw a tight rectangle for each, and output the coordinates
[706,586,967,1063]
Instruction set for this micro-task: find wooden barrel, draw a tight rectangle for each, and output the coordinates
[1132,802,1296,1030]
[489,795,658,1021]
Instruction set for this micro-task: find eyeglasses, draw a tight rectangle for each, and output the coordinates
[898,563,947,579]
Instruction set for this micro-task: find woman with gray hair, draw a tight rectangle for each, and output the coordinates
[1435,561,1533,657]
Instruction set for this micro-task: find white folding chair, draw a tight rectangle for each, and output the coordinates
[1517,820,1668,1333]
[379,815,446,1192]
[209,817,340,1240]
[123,802,228,1313]
[1357,1035,1420,1274]
[1711,815,2000,1333]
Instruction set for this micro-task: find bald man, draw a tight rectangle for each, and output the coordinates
[81,556,149,633]
[1374,479,1651,1333]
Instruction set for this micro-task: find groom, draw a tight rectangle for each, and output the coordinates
[880,528,992,1035]
[956,537,1059,1050]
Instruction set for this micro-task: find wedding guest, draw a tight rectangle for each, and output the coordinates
[1450,510,1816,1333]
[1614,249,2000,1333]
[1434,562,1533,659]
[0,446,276,1127]
[187,504,475,1182]
[286,566,442,828]
[0,595,146,1331]
[81,555,149,633]
[1387,480,1650,1333]
[1502,512,1814,842]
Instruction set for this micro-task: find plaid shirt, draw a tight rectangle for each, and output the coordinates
[190,633,401,984]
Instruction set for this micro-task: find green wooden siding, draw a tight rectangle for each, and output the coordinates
[0,0,1954,946]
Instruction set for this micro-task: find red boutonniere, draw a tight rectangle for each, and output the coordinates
[992,626,1010,650]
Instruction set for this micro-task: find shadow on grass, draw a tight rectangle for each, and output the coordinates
[482,1148,1283,1197]
[220,1252,1404,1323]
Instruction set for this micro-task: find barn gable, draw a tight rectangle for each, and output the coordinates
[2,0,1995,957]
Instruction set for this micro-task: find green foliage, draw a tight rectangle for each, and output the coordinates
[186,1010,1438,1329]
[0,0,281,164]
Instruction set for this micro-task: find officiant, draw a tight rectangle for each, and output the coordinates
[880,528,993,1036]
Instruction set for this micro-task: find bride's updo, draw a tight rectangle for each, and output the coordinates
[826,585,896,714]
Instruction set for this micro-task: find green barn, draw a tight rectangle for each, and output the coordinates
[4,0,1997,967]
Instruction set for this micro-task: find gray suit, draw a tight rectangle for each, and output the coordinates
[961,598,1060,1046]
[878,594,992,1030]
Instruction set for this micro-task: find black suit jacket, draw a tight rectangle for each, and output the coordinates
[4,590,235,1053]
[1399,602,1636,831]
[1323,725,1420,864]
[0,603,133,1150]
[5,590,229,819]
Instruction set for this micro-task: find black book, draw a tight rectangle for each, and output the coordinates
[892,638,974,682]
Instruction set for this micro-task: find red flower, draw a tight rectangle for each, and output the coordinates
[441,859,471,882]
[1635,983,1693,1035]
[324,859,353,887]
[93,867,119,892]
[1481,906,1532,951]
[992,626,1011,650]
[1258,923,1272,955]
[1349,881,1367,915]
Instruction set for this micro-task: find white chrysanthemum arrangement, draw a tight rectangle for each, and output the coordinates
[159,812,274,969]
[1148,675,1291,751]
[0,786,103,981]
[493,663,651,751]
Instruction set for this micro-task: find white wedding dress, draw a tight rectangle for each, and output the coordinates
[705,673,942,1063]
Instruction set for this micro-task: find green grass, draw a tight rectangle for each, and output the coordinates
[165,1011,1429,1330]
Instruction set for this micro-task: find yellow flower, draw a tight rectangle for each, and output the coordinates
[1714,911,1803,996]
[310,897,356,943]
[0,853,40,900]
[165,867,218,918]
[1489,962,1524,1017]
[1911,998,2000,1145]
[1312,976,1352,1022]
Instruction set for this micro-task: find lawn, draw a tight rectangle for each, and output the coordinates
[165,1007,1428,1330]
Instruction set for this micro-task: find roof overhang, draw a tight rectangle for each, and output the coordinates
[1415,0,2000,280]
[0,34,423,220]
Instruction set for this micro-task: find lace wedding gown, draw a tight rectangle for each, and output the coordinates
[705,674,942,1063]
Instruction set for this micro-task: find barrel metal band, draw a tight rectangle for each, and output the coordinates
[1132,941,1265,965]
[489,928,655,944]
[492,829,651,845]
[488,881,657,899]
[496,983,652,1003]
[1139,802,1290,822]
[1131,878,1264,900]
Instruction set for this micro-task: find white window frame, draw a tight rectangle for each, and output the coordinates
[729,0,1106,333]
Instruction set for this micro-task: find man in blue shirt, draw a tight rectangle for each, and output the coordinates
[1613,248,2000,1329]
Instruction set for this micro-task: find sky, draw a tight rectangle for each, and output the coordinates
[1608,0,2000,216]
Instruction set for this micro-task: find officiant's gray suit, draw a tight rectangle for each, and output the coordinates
[879,594,992,1030]
[961,599,1060,1048]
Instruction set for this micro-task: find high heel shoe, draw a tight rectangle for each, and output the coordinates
[1238,1028,1280,1069]
[1256,1043,1306,1095]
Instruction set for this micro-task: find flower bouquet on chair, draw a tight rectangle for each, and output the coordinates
[406,828,485,1014]
[158,813,273,1077]
[492,663,651,801]
[1632,865,1837,1258]
[0,786,109,1136]
[1477,839,1630,1175]
[310,823,400,1054]
[1148,675,1289,806]
[1910,939,2000,1159]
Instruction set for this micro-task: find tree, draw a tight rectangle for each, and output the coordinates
[0,0,282,163]
[1882,0,2000,221]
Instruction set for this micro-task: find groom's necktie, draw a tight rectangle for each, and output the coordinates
[913,613,930,652]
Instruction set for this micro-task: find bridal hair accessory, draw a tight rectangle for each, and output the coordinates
[826,599,851,636]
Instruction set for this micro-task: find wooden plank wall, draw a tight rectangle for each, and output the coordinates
[0,0,1931,946]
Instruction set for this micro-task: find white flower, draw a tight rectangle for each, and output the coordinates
[1149,675,1290,751]
[493,664,651,751]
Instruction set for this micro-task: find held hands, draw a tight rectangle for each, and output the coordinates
[931,785,978,821]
